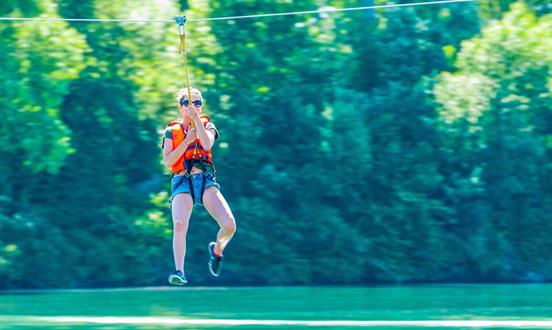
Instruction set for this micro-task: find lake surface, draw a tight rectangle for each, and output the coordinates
[1,284,551,329]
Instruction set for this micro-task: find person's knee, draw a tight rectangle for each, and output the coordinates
[222,216,236,235]
[173,218,189,233]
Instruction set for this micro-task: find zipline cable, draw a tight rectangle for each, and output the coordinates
[191,0,475,22]
[0,0,474,24]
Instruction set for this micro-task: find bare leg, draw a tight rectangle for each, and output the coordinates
[202,186,236,255]
[171,193,193,271]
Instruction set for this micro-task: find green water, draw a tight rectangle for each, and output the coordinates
[1,284,551,329]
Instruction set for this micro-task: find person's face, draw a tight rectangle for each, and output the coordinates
[179,92,202,116]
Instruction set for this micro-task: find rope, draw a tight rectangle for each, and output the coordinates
[176,16,195,129]
[0,0,474,24]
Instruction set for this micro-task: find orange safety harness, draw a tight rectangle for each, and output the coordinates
[165,115,216,175]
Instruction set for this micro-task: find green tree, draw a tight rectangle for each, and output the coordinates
[434,1,552,280]
[0,0,86,287]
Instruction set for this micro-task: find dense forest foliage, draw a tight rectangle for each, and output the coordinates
[0,0,550,288]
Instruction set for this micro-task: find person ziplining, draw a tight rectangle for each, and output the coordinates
[162,16,236,285]
[157,0,474,285]
[0,0,475,286]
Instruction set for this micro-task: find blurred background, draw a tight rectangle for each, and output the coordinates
[0,0,551,291]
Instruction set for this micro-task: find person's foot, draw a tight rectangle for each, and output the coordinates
[168,270,188,285]
[208,242,223,277]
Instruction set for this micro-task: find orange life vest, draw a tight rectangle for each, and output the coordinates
[166,115,215,174]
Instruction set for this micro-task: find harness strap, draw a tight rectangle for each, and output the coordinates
[200,174,206,204]
[199,158,208,202]
[171,122,212,204]
[184,172,207,204]
[187,174,195,203]
[171,171,211,205]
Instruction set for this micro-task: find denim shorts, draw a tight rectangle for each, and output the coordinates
[170,172,220,206]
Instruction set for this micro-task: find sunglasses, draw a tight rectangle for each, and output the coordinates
[180,99,202,107]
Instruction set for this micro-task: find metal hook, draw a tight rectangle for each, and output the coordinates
[175,15,187,35]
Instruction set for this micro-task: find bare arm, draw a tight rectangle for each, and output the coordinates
[162,128,197,168]
[187,107,216,151]
[195,122,215,151]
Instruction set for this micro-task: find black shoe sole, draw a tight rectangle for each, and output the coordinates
[208,242,221,277]
[208,259,220,277]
